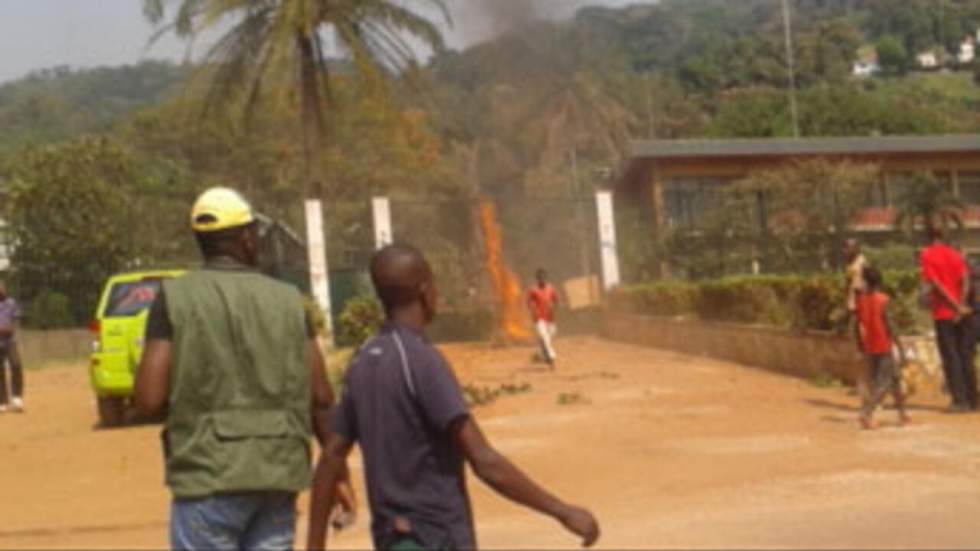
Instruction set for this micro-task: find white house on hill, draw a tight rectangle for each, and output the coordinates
[960,37,976,64]
[917,51,939,69]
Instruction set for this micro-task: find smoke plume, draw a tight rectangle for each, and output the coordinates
[445,0,601,46]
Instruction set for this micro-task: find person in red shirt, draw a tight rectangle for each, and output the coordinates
[855,266,908,430]
[527,269,560,368]
[920,226,976,412]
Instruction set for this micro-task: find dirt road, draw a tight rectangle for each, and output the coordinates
[4,336,980,549]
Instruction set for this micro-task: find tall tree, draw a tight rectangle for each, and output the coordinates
[893,172,966,237]
[142,0,449,197]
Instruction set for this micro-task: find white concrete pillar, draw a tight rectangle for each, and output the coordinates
[304,199,334,339]
[372,196,392,249]
[595,191,621,290]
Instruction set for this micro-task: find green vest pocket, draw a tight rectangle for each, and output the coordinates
[210,410,310,493]
[213,409,293,439]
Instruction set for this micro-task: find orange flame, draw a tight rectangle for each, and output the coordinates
[478,198,532,341]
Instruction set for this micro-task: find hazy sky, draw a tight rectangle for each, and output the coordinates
[0,0,654,85]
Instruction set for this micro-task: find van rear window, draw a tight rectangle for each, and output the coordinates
[104,280,162,317]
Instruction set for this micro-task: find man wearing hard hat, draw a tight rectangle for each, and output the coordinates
[134,187,353,550]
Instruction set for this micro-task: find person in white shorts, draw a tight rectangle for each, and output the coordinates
[527,269,559,368]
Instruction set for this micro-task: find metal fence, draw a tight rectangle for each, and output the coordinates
[7,192,607,341]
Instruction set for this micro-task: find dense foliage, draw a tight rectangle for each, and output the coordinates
[0,0,978,328]
[337,295,385,348]
[609,270,923,334]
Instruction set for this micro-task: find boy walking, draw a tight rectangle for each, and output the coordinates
[855,266,910,430]
[528,269,560,367]
[308,244,599,550]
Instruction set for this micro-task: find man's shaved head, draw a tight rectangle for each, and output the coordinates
[370,243,434,313]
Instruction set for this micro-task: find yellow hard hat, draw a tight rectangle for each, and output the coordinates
[190,187,255,232]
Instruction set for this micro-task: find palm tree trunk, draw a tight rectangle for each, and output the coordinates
[297,32,326,199]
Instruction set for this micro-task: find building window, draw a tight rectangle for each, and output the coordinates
[866,182,888,208]
[959,172,980,205]
[664,177,729,229]
[886,171,953,207]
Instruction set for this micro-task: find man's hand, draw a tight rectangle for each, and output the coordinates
[330,478,357,530]
[958,304,973,319]
[454,417,601,547]
[558,505,600,547]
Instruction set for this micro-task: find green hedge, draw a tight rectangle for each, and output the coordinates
[610,271,922,333]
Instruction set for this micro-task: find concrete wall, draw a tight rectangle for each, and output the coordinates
[601,310,943,388]
[19,329,90,368]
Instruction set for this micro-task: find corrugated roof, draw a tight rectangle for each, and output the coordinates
[631,135,980,159]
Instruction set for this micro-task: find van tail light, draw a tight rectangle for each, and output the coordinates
[89,320,101,353]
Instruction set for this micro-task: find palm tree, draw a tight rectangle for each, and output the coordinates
[892,172,966,237]
[142,0,449,197]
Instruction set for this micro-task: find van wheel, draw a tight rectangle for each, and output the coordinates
[97,397,126,428]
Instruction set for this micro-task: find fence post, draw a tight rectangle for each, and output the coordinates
[372,196,392,249]
[304,199,334,342]
[595,191,621,291]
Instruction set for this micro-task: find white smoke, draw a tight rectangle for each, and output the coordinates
[441,0,652,48]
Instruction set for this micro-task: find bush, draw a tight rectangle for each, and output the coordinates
[865,244,918,272]
[607,281,699,317]
[610,271,921,333]
[303,295,328,337]
[337,295,384,348]
[24,290,74,329]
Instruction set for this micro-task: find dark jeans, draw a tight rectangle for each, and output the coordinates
[935,319,978,409]
[0,341,24,405]
[861,354,905,418]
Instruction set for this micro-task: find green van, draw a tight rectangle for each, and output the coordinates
[89,269,185,426]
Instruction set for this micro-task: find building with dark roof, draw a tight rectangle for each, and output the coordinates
[617,135,980,234]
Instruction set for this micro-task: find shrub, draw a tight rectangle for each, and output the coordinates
[24,290,74,329]
[696,276,795,326]
[795,276,846,331]
[337,295,384,348]
[610,270,921,333]
[607,281,699,317]
[303,295,328,337]
[865,244,918,272]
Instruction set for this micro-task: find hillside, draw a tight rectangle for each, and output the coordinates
[0,0,979,185]
[0,61,187,151]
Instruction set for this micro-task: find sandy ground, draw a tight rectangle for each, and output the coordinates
[4,336,980,549]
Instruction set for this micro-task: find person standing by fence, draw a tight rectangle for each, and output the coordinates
[528,269,560,368]
[0,282,24,413]
[920,226,976,413]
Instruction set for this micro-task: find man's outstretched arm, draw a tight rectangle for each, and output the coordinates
[452,416,600,547]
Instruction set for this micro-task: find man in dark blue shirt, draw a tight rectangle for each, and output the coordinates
[308,244,599,550]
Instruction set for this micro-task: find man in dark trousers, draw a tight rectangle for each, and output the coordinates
[307,243,599,551]
[135,187,353,550]
[920,225,976,412]
[0,281,24,413]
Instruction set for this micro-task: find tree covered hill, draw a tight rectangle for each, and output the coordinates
[0,61,188,151]
[2,0,980,171]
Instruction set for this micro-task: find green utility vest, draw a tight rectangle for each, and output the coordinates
[162,265,312,499]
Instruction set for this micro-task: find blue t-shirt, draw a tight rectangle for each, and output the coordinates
[0,298,21,344]
[333,322,473,550]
